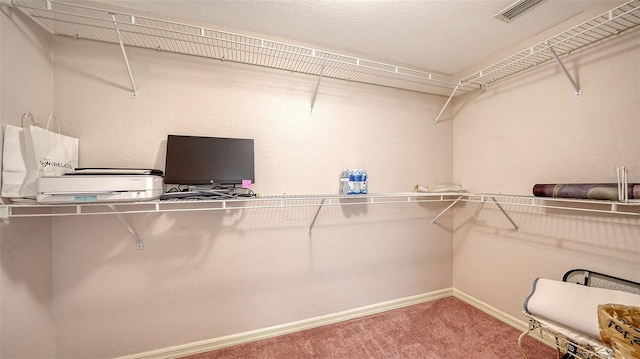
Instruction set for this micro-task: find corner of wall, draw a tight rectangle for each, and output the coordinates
[1,5,56,358]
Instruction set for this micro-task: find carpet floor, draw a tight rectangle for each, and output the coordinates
[181,296,555,358]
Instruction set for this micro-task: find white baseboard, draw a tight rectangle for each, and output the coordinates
[452,289,555,348]
[117,288,454,359]
[119,288,554,359]
[452,288,528,332]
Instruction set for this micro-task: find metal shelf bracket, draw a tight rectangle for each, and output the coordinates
[108,205,144,249]
[433,84,460,125]
[308,198,326,235]
[110,13,138,98]
[0,205,10,220]
[431,195,463,224]
[430,195,519,231]
[490,197,519,232]
[548,43,581,97]
[310,62,326,114]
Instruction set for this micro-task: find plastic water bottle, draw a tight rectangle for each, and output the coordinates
[339,169,349,195]
[361,169,368,194]
[348,169,357,194]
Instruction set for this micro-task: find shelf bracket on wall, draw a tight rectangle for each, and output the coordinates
[0,205,10,221]
[431,195,463,224]
[110,13,138,98]
[548,43,581,97]
[433,84,460,125]
[490,197,519,232]
[108,205,144,249]
[431,195,519,231]
[308,198,326,236]
[310,64,326,114]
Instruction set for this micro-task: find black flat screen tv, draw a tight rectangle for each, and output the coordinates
[164,135,255,185]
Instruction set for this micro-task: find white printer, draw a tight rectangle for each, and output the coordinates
[37,173,163,204]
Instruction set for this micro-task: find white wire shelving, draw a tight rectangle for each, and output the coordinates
[2,192,638,249]
[0,192,458,218]
[4,192,638,220]
[433,0,640,124]
[6,0,466,100]
[464,193,640,217]
[429,193,640,233]
[6,0,639,115]
[1,192,462,249]
[462,1,640,89]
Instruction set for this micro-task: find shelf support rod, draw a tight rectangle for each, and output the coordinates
[490,197,519,232]
[108,205,144,249]
[431,195,463,224]
[548,44,581,97]
[308,198,326,236]
[433,84,460,125]
[110,13,138,98]
[0,205,9,220]
[310,65,326,114]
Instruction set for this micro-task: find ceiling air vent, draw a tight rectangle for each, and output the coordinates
[495,0,547,23]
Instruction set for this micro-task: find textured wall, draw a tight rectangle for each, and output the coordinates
[0,7,55,359]
[9,2,636,358]
[53,202,453,358]
[52,38,453,195]
[452,29,640,320]
[49,36,454,358]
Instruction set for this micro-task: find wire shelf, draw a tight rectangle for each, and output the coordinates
[1,192,461,218]
[3,192,637,248]
[459,0,640,89]
[11,0,640,114]
[464,193,640,217]
[10,0,465,96]
[3,192,639,219]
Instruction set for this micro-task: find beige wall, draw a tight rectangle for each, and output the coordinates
[3,1,640,358]
[53,203,453,358]
[46,29,453,358]
[52,37,453,194]
[452,28,640,319]
[0,7,55,359]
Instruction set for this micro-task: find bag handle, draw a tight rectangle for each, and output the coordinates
[46,114,61,134]
[21,112,35,128]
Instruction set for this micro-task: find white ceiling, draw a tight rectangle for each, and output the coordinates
[101,0,610,75]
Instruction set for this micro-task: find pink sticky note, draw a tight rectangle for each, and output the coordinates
[242,180,251,189]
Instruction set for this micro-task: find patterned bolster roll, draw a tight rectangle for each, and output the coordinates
[532,183,640,201]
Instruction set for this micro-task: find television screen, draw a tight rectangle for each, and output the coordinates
[164,135,255,185]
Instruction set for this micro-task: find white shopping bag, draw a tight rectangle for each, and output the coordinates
[1,113,37,198]
[22,116,78,197]
[2,114,78,199]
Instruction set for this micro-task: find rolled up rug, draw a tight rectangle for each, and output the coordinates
[532,183,640,201]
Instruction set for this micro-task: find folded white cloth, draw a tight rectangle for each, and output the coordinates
[524,278,640,339]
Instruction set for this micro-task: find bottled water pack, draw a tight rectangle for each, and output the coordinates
[339,169,367,195]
